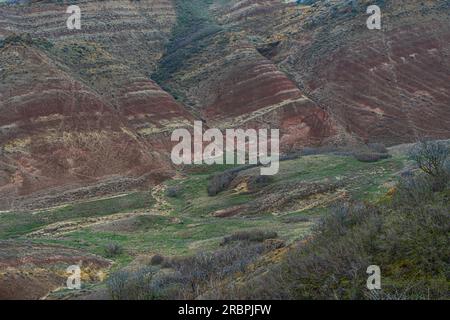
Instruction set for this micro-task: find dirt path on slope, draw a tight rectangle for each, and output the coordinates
[25,181,178,238]
[150,184,172,214]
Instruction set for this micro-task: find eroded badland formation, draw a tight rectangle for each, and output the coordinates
[0,0,449,299]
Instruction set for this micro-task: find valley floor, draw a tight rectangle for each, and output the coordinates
[0,143,414,299]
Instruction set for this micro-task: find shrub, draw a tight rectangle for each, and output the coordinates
[368,143,388,154]
[170,242,270,297]
[353,152,390,162]
[221,229,278,245]
[393,174,434,206]
[104,242,123,258]
[165,186,181,198]
[408,140,450,191]
[214,186,450,300]
[248,174,273,189]
[207,165,261,196]
[106,241,276,300]
[282,216,310,223]
[408,140,449,177]
[150,254,165,266]
[207,171,236,196]
[107,266,159,300]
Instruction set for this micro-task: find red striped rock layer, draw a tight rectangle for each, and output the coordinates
[0,41,177,209]
[213,0,450,144]
[0,1,194,207]
[0,0,176,74]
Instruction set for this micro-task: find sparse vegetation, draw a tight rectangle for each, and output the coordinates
[0,192,154,238]
[221,229,278,245]
[104,242,123,258]
[107,241,277,300]
[4,140,447,300]
[107,266,160,300]
[408,140,450,191]
[206,178,449,300]
[353,151,391,163]
[150,254,165,266]
[153,0,221,92]
[207,171,238,196]
[368,142,388,154]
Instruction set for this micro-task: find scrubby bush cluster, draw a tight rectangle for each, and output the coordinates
[221,230,278,245]
[108,266,160,300]
[208,169,275,196]
[353,152,391,162]
[107,140,449,300]
[104,242,123,258]
[209,185,449,300]
[207,171,236,196]
[277,187,449,300]
[352,142,391,163]
[150,254,165,266]
[408,140,450,191]
[207,141,450,300]
[107,235,280,300]
[368,142,389,154]
[353,143,391,162]
[165,186,181,198]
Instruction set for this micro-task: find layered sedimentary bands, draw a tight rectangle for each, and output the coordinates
[1,0,450,208]
[208,0,450,145]
[0,0,192,209]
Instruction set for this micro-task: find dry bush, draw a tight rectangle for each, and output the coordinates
[207,171,236,196]
[166,186,181,198]
[211,183,450,300]
[368,143,388,154]
[393,174,434,206]
[221,229,278,245]
[282,216,310,223]
[150,254,165,266]
[353,152,391,163]
[104,242,123,258]
[408,140,450,191]
[409,140,449,177]
[107,242,275,300]
[107,266,160,300]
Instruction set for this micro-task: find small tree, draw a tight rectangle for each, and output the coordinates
[408,140,449,177]
[408,140,449,191]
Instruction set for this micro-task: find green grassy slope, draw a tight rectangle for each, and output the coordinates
[0,152,407,270]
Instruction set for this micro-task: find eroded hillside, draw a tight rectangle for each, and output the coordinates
[1,0,449,206]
